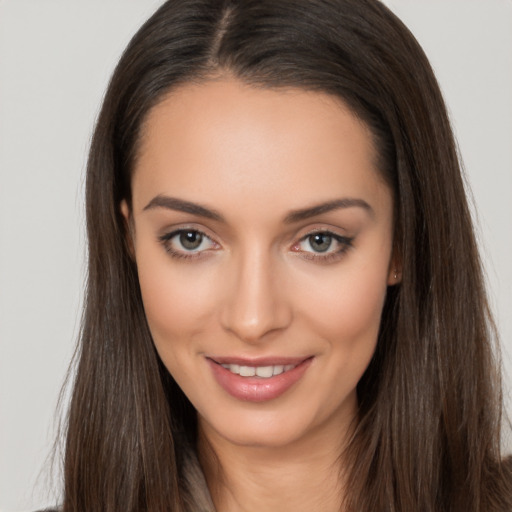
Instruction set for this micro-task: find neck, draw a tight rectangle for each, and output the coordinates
[198,418,352,512]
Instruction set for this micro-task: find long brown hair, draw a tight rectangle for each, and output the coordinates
[61,1,511,510]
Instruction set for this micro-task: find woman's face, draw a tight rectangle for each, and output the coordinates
[124,79,396,450]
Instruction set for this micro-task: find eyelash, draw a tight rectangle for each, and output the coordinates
[158,228,354,263]
[158,228,218,260]
[292,231,354,263]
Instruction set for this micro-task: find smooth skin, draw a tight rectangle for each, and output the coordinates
[122,78,398,512]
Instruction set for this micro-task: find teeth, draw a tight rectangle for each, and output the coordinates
[239,366,256,377]
[255,366,273,378]
[221,363,297,378]
[273,365,284,375]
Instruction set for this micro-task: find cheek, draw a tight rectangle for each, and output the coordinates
[135,246,219,352]
[333,271,387,334]
[297,258,389,356]
[294,262,388,415]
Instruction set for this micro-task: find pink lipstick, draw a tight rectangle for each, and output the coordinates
[207,356,313,402]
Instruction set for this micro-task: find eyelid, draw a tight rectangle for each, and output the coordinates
[291,227,354,263]
[158,225,220,260]
[293,225,352,245]
[157,223,353,263]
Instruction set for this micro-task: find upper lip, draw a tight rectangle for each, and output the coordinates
[207,355,313,366]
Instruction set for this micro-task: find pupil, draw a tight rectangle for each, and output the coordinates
[180,231,202,250]
[310,233,332,252]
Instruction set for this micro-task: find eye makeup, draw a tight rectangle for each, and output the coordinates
[158,228,219,261]
[157,225,354,264]
[291,230,354,264]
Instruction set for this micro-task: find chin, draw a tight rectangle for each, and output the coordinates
[197,392,356,452]
[200,413,312,449]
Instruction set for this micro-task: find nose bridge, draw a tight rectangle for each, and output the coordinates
[221,242,291,342]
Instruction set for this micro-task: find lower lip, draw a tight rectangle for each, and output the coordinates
[207,358,313,402]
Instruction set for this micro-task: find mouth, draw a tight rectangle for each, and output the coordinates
[207,356,313,402]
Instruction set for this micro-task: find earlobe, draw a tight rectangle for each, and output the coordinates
[387,251,402,286]
[387,267,402,285]
[120,199,136,259]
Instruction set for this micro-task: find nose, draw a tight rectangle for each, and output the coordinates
[220,248,293,343]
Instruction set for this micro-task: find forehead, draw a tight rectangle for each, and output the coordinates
[132,79,390,216]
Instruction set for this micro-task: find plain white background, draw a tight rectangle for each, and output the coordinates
[0,1,511,510]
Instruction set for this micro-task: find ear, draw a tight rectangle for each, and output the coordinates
[120,199,135,259]
[387,250,402,286]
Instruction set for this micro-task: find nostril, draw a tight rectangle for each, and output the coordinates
[219,255,293,342]
[220,298,292,343]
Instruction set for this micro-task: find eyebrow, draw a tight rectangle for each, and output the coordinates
[143,195,224,221]
[143,194,373,223]
[283,198,373,223]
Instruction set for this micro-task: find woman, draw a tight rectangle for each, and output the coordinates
[54,0,512,510]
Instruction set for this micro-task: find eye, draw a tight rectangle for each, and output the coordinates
[293,230,354,262]
[303,232,335,253]
[177,230,205,250]
[159,228,218,259]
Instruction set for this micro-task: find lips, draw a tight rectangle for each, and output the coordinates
[207,356,313,402]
